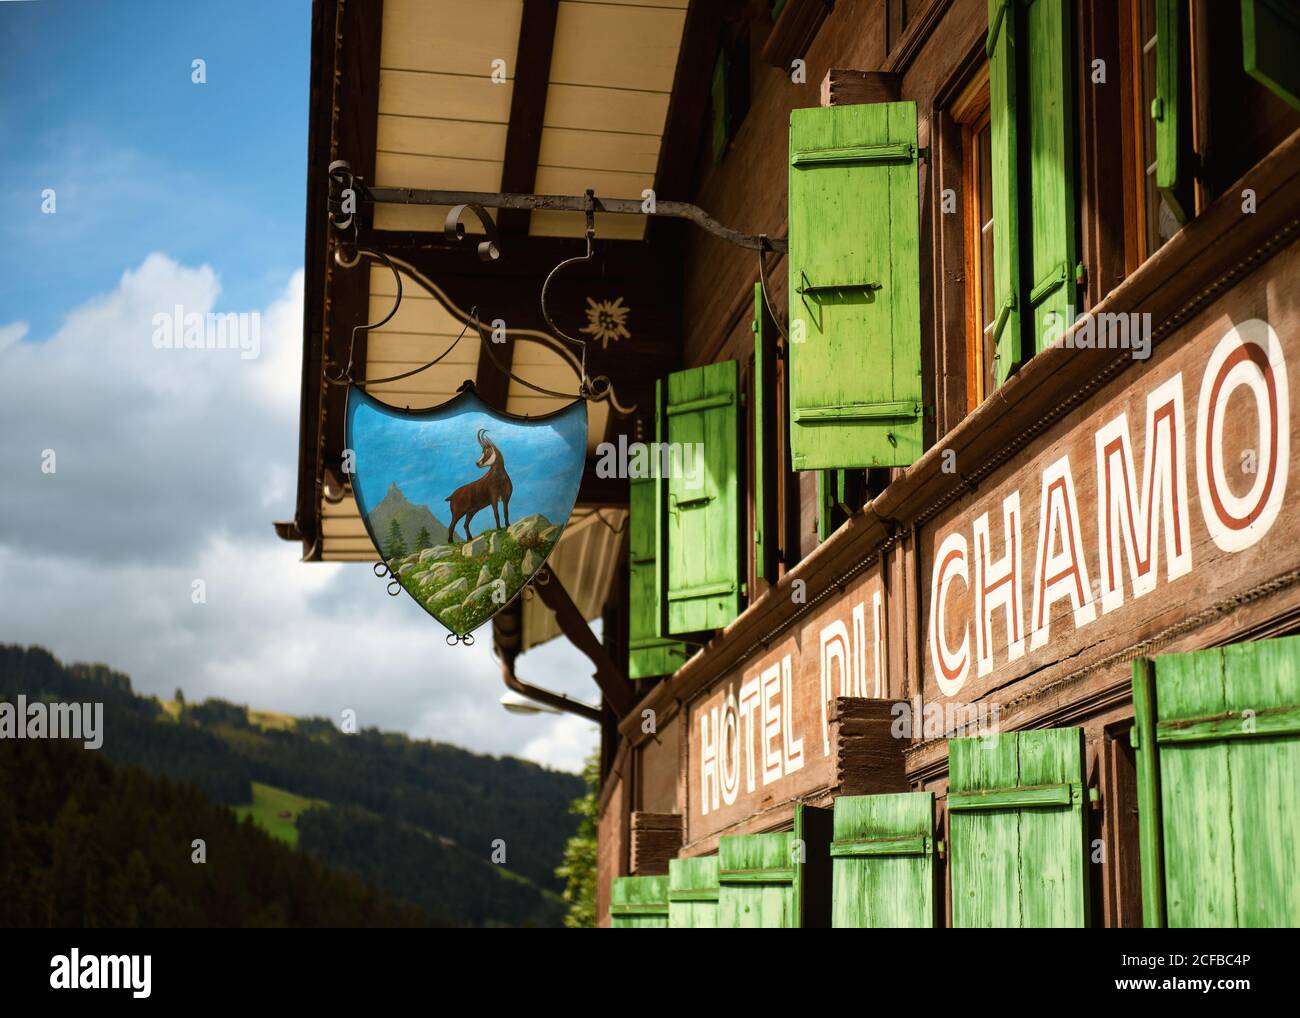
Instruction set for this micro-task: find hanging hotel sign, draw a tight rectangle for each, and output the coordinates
[346,385,588,642]
[923,255,1299,706]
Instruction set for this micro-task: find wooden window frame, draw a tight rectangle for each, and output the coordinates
[1117,0,1230,273]
[952,66,992,414]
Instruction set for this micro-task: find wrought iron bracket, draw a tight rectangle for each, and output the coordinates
[327,160,788,254]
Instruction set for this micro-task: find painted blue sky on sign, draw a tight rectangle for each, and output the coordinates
[347,389,588,535]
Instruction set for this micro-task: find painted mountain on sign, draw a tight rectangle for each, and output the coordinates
[368,482,449,558]
[390,514,561,635]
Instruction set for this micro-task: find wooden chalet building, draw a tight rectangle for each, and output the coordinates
[287,0,1300,928]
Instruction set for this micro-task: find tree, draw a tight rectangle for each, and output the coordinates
[414,525,432,551]
[384,519,407,560]
[174,688,185,707]
[555,751,599,928]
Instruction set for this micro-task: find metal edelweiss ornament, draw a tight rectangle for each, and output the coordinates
[347,384,587,642]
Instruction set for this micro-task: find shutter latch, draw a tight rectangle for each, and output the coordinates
[668,492,714,517]
[990,292,1017,355]
[796,274,883,299]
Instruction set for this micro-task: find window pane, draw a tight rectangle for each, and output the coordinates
[1138,0,1171,256]
[978,123,994,328]
[978,122,996,399]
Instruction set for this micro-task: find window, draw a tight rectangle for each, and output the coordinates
[1125,0,1182,262]
[953,67,995,411]
[885,0,913,55]
[710,30,751,163]
[1120,0,1300,272]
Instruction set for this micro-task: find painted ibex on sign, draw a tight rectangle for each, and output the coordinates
[446,428,513,541]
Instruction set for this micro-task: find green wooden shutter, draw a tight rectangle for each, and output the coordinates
[1132,636,1300,927]
[1242,0,1300,111]
[654,378,669,639]
[949,727,1090,927]
[664,361,742,634]
[668,855,719,928]
[628,468,687,679]
[831,792,937,928]
[988,0,1023,384]
[610,874,669,928]
[718,803,832,927]
[1023,0,1078,357]
[753,282,779,584]
[1153,0,1193,223]
[787,101,922,469]
[987,0,1079,379]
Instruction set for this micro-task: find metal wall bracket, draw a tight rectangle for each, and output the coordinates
[327,161,788,255]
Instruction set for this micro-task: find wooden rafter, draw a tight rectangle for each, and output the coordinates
[476,0,560,409]
[497,0,559,236]
[295,0,384,560]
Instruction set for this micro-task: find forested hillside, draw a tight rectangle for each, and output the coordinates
[0,737,442,927]
[0,644,582,927]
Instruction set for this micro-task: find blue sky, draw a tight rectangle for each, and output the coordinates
[0,0,310,340]
[349,390,588,534]
[0,0,598,772]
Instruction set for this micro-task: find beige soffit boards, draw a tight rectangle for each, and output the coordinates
[373,0,521,233]
[373,0,686,239]
[531,0,687,240]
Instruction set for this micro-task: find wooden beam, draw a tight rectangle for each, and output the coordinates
[303,0,384,559]
[630,813,683,876]
[474,329,516,411]
[480,0,556,410]
[535,565,636,718]
[653,0,726,205]
[497,0,559,235]
[820,69,901,107]
[295,0,337,557]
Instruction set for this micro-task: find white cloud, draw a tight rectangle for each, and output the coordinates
[520,713,601,773]
[0,322,29,351]
[0,256,599,772]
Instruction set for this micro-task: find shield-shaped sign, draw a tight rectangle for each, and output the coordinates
[346,384,588,639]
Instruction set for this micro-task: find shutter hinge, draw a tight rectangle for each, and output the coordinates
[1151,96,1164,122]
[1075,261,1087,286]
[990,292,1016,352]
[948,781,1081,812]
